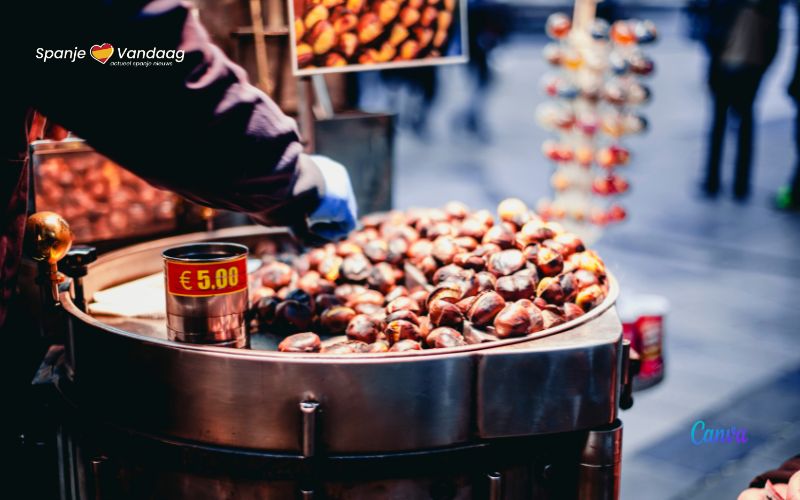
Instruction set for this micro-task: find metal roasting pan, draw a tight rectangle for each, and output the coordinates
[57,226,622,454]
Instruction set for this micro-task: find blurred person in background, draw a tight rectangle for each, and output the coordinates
[380,66,439,138]
[776,1,800,210]
[453,0,510,141]
[701,0,780,200]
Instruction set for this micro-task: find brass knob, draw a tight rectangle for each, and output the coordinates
[26,211,74,263]
[25,211,74,302]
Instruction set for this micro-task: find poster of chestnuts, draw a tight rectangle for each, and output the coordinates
[290,0,468,75]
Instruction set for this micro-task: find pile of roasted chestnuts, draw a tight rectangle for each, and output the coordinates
[248,199,609,354]
[293,0,459,70]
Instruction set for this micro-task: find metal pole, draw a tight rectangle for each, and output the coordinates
[578,419,623,500]
[487,472,502,500]
[298,77,316,153]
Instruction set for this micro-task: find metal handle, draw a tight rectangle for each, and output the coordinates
[300,400,319,458]
[620,339,640,410]
[24,211,74,304]
[61,245,97,312]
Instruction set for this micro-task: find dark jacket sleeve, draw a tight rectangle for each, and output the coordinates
[25,0,323,229]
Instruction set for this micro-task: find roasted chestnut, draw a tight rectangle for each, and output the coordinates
[389,339,422,352]
[321,342,358,354]
[432,236,458,264]
[315,293,342,311]
[573,269,600,290]
[250,286,276,306]
[563,302,584,321]
[358,13,383,44]
[319,306,357,334]
[278,332,321,353]
[468,291,506,326]
[417,255,439,279]
[332,11,358,34]
[536,277,566,305]
[367,340,391,352]
[475,271,497,292]
[535,246,564,277]
[474,243,502,258]
[252,296,280,326]
[385,319,421,343]
[493,301,532,338]
[482,225,515,249]
[427,286,462,307]
[444,201,469,220]
[428,299,464,329]
[304,5,329,29]
[308,20,336,55]
[386,296,421,314]
[497,198,531,227]
[347,289,385,308]
[426,326,466,348]
[455,295,478,315]
[453,252,485,270]
[335,283,365,300]
[346,314,383,343]
[319,255,343,282]
[385,309,420,325]
[432,264,467,284]
[528,301,545,333]
[417,315,433,339]
[274,300,314,333]
[285,288,314,312]
[410,288,430,311]
[487,249,525,277]
[339,32,359,58]
[297,271,330,296]
[541,308,566,329]
[368,262,397,293]
[342,253,372,282]
[495,274,535,302]
[573,251,606,275]
[576,284,604,311]
[559,273,577,302]
[261,261,294,289]
[385,285,409,303]
[408,239,433,260]
[363,240,389,262]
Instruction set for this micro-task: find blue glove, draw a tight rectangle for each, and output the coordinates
[307,155,358,242]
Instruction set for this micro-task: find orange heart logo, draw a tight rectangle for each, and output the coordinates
[90,43,114,64]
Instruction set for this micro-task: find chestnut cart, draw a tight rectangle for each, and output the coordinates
[26,223,634,500]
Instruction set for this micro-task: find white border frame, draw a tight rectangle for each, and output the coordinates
[288,0,470,76]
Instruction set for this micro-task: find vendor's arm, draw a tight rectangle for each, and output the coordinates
[25,0,355,239]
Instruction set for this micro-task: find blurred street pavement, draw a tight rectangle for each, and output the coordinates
[364,6,800,498]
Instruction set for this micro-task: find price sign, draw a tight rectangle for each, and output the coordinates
[165,256,248,297]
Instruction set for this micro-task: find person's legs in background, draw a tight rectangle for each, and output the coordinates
[776,98,800,209]
[791,103,800,203]
[730,67,765,200]
[704,60,729,196]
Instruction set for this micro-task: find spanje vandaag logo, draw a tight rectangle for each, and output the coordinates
[90,43,114,64]
[36,43,184,67]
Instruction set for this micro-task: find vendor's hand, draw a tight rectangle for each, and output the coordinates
[305,155,358,243]
[738,471,800,500]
